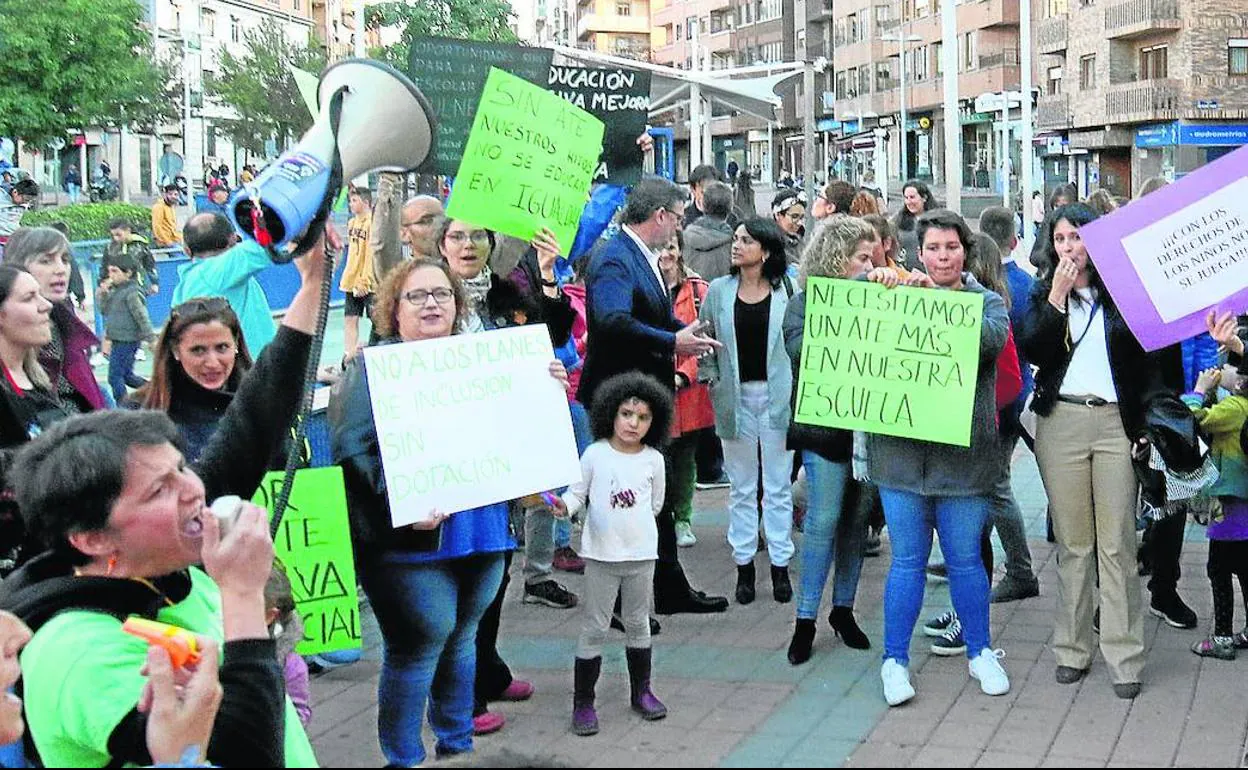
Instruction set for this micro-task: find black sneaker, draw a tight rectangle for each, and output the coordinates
[930,618,966,657]
[923,610,957,638]
[1150,593,1198,629]
[523,580,578,609]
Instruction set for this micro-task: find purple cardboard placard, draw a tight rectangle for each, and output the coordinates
[1078,144,1248,352]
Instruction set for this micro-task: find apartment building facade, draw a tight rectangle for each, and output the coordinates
[825,0,1022,194]
[1034,0,1248,198]
[576,0,653,59]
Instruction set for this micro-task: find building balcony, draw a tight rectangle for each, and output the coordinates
[1036,16,1068,54]
[1104,0,1181,40]
[1105,78,1181,123]
[1036,93,1070,130]
[577,13,652,39]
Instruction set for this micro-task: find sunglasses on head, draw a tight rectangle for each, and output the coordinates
[170,296,231,319]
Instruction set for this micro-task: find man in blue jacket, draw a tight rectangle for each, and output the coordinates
[173,213,277,355]
[579,176,728,615]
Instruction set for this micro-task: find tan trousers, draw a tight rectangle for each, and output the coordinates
[1035,401,1145,684]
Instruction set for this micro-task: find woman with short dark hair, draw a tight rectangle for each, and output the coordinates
[867,209,1012,707]
[698,218,797,606]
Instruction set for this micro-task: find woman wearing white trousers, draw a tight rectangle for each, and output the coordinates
[698,217,797,605]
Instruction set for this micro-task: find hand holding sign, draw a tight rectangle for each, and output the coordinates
[1207,309,1245,356]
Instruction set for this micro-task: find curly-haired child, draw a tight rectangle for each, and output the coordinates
[553,372,673,736]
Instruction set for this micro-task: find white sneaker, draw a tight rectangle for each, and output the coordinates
[135,349,147,362]
[881,659,915,706]
[969,649,1011,696]
[675,522,697,548]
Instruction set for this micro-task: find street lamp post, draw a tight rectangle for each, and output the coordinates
[881,24,921,190]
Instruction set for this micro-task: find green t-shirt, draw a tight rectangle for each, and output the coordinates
[20,568,318,768]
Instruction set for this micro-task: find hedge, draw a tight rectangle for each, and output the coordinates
[20,203,153,242]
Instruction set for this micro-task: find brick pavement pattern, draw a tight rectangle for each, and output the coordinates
[307,453,1248,768]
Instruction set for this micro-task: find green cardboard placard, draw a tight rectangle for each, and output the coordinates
[254,467,362,656]
[794,277,984,446]
[445,67,605,254]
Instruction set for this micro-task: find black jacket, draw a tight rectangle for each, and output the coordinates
[0,324,313,768]
[500,249,577,350]
[329,341,442,556]
[1018,285,1183,440]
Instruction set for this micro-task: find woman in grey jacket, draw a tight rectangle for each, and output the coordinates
[698,218,797,606]
[869,210,1012,708]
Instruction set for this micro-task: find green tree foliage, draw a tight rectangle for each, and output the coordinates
[204,19,326,157]
[367,0,519,69]
[22,202,154,242]
[0,0,179,146]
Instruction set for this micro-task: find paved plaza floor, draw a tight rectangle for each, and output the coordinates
[306,451,1248,768]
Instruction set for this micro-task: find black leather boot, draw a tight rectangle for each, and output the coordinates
[735,562,756,605]
[771,565,792,603]
[828,606,871,649]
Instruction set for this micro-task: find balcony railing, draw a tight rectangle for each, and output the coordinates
[1036,92,1070,129]
[1104,0,1181,39]
[978,49,1020,69]
[1105,78,1181,121]
[1036,16,1068,54]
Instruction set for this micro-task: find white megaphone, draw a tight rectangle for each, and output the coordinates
[229,59,435,259]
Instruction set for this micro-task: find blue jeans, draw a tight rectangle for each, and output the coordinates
[796,452,867,619]
[879,487,992,665]
[107,341,146,405]
[358,553,505,767]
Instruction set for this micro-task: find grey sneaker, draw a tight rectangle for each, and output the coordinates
[930,618,967,657]
[1191,635,1237,660]
[923,610,957,638]
[990,576,1040,604]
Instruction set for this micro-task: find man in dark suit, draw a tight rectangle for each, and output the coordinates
[580,177,728,615]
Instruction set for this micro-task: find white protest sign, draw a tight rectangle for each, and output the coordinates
[363,326,581,527]
[1120,176,1248,323]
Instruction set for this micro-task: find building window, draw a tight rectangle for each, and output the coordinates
[875,4,892,28]
[1079,54,1095,89]
[230,16,240,43]
[875,61,893,90]
[934,41,943,76]
[759,0,781,21]
[911,45,929,80]
[200,8,215,37]
[1046,0,1069,13]
[616,1,631,15]
[205,124,217,158]
[1139,45,1168,80]
[858,66,870,96]
[675,22,681,39]
[1232,39,1248,75]
[1048,65,1063,94]
[847,13,860,43]
[835,70,848,99]
[960,31,977,71]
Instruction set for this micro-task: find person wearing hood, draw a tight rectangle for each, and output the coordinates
[771,190,807,266]
[867,209,1012,708]
[682,182,735,282]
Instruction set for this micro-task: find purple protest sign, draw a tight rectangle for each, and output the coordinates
[1078,144,1248,352]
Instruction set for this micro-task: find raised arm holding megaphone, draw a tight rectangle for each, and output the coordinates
[229,59,435,262]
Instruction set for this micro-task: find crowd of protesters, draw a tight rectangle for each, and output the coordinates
[0,140,1238,770]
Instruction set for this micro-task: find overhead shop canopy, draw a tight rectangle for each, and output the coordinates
[551,45,804,124]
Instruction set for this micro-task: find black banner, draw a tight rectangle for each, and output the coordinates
[548,65,652,186]
[408,37,555,176]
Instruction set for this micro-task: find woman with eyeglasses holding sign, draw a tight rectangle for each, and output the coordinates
[1019,203,1183,701]
[330,257,570,767]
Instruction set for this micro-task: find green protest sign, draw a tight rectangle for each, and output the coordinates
[446,67,605,254]
[794,278,984,446]
[254,467,362,656]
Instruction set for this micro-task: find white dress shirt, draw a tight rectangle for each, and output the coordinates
[1059,288,1118,402]
[622,225,666,294]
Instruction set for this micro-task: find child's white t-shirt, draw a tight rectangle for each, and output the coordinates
[561,440,665,562]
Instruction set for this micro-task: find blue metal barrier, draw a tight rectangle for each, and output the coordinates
[71,239,349,338]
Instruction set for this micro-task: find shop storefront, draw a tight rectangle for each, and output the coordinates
[1134,122,1248,184]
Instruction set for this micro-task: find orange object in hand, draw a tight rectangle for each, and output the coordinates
[122,618,203,669]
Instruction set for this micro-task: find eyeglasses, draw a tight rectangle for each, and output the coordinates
[402,288,455,306]
[445,231,491,245]
[170,296,230,319]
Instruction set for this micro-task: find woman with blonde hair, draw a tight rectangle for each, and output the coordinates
[784,215,886,664]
